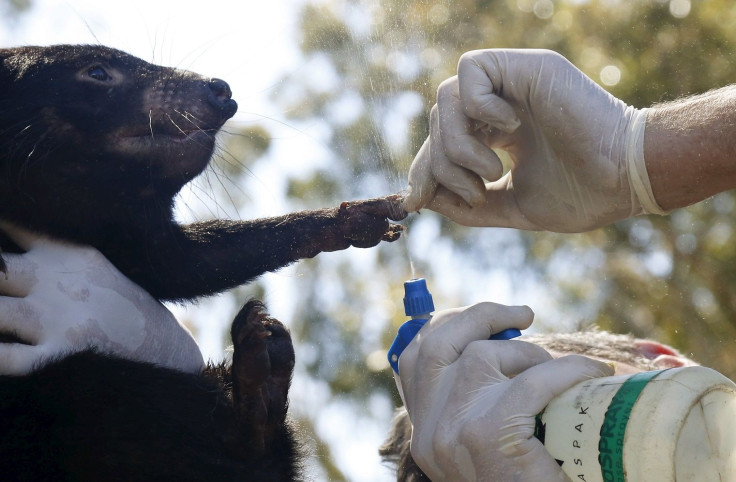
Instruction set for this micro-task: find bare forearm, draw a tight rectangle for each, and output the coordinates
[645,85,736,210]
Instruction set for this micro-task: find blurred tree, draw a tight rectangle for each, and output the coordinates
[1,0,32,17]
[278,0,736,372]
[216,0,736,477]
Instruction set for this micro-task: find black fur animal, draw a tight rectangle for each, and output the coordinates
[0,44,407,479]
[0,44,406,302]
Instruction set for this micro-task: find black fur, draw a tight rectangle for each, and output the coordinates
[0,301,303,481]
[0,44,406,479]
[0,44,406,302]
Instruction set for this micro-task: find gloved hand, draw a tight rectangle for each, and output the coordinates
[0,223,204,375]
[404,49,665,233]
[397,302,614,481]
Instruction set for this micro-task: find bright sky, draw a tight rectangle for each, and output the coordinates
[1,1,401,480]
[2,0,301,110]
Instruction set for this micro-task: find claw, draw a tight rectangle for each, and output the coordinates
[381,223,405,242]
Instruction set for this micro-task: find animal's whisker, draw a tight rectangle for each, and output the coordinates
[172,108,207,130]
[0,44,404,481]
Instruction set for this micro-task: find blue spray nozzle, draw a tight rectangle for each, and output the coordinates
[388,278,434,373]
[403,278,435,317]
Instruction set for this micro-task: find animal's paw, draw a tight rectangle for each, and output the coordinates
[230,300,295,452]
[336,194,408,248]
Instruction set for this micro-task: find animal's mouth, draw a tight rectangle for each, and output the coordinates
[114,92,237,144]
[111,122,223,175]
[117,125,220,142]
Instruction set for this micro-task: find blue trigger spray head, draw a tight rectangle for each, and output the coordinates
[388,278,434,373]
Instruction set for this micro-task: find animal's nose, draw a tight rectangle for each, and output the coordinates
[207,78,237,118]
[208,78,232,102]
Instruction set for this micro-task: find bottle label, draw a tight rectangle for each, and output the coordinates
[598,370,664,482]
[538,369,668,482]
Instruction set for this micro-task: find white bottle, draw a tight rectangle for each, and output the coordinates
[537,366,736,481]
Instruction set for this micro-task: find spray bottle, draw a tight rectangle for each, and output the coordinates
[387,278,521,402]
[387,278,736,481]
[536,365,736,481]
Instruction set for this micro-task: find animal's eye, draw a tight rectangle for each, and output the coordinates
[87,66,112,82]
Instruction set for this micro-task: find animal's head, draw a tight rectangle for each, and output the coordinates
[0,44,237,223]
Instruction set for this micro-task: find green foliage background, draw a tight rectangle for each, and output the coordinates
[200,0,736,477]
[5,0,736,479]
[258,0,736,476]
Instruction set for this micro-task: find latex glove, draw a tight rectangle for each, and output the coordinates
[404,49,665,233]
[398,303,614,481]
[0,223,204,375]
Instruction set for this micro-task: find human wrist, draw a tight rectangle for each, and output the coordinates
[625,107,669,217]
[644,86,736,210]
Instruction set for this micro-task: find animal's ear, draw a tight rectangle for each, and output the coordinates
[634,340,681,359]
[634,340,698,368]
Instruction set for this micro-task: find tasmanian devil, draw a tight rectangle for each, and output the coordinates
[0,44,407,480]
[0,44,406,302]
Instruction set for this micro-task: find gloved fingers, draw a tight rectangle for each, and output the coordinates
[443,302,535,342]
[435,77,505,182]
[0,252,37,297]
[407,303,534,379]
[424,185,475,222]
[456,339,554,380]
[478,356,613,468]
[428,104,486,207]
[0,297,42,344]
[501,354,614,417]
[404,339,552,412]
[0,340,47,375]
[407,342,563,481]
[456,50,521,133]
[426,180,541,230]
[0,223,106,270]
[403,137,437,213]
[0,221,43,252]
[494,441,571,482]
[423,341,552,420]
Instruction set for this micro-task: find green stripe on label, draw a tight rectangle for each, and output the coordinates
[598,369,666,482]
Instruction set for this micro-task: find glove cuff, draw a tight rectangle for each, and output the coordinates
[626,108,669,216]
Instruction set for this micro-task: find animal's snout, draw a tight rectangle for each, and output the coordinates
[208,78,232,102]
[208,78,238,119]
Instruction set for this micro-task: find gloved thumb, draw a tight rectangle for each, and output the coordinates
[403,137,436,212]
[504,354,615,416]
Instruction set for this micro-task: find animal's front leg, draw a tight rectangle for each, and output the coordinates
[230,300,294,453]
[147,193,407,301]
